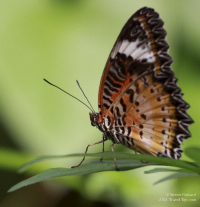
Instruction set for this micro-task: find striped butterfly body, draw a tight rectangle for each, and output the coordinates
[73,7,193,168]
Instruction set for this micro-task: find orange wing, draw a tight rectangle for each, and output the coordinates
[97,7,193,159]
[98,7,170,122]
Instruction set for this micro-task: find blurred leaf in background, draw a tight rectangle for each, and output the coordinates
[0,0,200,206]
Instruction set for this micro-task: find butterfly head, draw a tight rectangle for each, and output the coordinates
[89,112,99,127]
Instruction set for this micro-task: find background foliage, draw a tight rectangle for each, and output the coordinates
[0,0,200,206]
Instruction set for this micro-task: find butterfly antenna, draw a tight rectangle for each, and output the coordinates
[76,80,95,113]
[44,79,93,112]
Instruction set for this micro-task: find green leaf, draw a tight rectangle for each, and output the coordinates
[185,147,200,163]
[153,172,199,185]
[144,167,194,174]
[18,151,200,174]
[8,160,150,192]
[8,147,200,192]
[18,154,68,173]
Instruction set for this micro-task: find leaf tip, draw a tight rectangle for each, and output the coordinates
[7,187,15,193]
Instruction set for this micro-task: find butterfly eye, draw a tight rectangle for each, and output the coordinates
[89,113,99,127]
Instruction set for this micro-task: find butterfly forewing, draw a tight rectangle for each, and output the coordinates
[97,7,193,159]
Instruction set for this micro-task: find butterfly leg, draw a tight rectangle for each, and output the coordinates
[100,134,107,162]
[110,143,119,171]
[71,140,105,168]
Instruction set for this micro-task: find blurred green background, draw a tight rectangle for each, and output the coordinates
[0,0,200,206]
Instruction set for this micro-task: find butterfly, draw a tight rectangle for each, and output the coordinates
[45,7,193,169]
